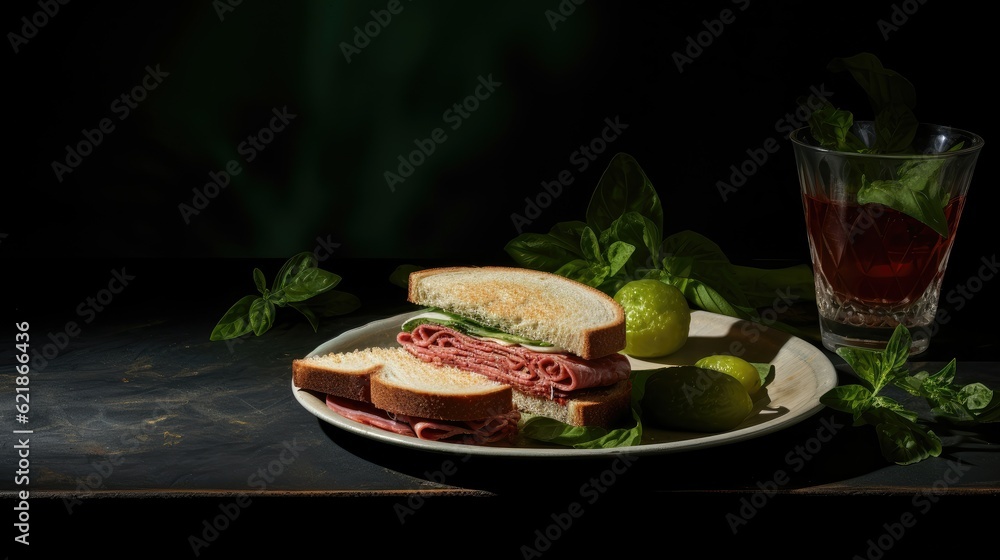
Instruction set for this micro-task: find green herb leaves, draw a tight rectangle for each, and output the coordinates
[505,153,815,333]
[819,325,996,465]
[856,147,962,237]
[808,53,918,154]
[209,252,361,341]
[805,52,962,237]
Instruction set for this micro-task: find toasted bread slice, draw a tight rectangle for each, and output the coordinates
[292,349,384,402]
[406,266,626,360]
[293,347,512,422]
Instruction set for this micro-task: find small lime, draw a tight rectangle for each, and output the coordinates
[695,354,762,395]
[613,279,691,358]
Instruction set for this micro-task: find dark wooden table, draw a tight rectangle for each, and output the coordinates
[3,257,998,557]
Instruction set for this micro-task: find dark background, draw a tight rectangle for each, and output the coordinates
[4,0,993,261]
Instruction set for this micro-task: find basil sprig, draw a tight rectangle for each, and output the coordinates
[805,52,963,237]
[820,325,997,465]
[504,152,815,336]
[210,252,361,341]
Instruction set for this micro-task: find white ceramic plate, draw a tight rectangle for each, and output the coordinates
[292,310,838,457]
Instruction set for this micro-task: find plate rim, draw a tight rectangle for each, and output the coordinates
[292,310,838,458]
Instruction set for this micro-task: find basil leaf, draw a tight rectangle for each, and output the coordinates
[870,395,916,421]
[865,408,942,465]
[605,211,661,273]
[209,295,257,341]
[519,415,609,445]
[586,153,663,236]
[273,268,341,303]
[666,274,755,320]
[806,105,865,151]
[575,410,643,448]
[547,221,589,254]
[661,230,753,310]
[820,385,874,423]
[857,158,953,237]
[253,268,267,295]
[556,259,609,291]
[753,362,776,388]
[834,325,909,391]
[249,297,275,336]
[605,241,635,278]
[505,224,586,272]
[873,103,919,153]
[272,251,318,291]
[959,382,994,413]
[580,226,604,266]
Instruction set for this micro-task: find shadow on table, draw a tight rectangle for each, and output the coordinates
[315,406,893,499]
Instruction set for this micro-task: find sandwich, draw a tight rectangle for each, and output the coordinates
[396,266,632,428]
[293,347,521,445]
[292,266,632,446]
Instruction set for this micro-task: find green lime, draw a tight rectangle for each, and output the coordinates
[695,354,762,395]
[613,279,691,358]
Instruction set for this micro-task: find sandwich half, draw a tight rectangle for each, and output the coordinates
[293,347,520,445]
[397,266,633,428]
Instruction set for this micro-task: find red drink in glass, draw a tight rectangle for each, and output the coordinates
[803,194,965,308]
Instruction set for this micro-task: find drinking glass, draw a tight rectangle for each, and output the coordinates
[790,122,984,355]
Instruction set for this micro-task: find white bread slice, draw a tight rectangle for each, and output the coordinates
[293,347,513,422]
[407,266,626,360]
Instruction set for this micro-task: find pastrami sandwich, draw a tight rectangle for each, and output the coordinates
[396,266,632,428]
[293,266,633,446]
